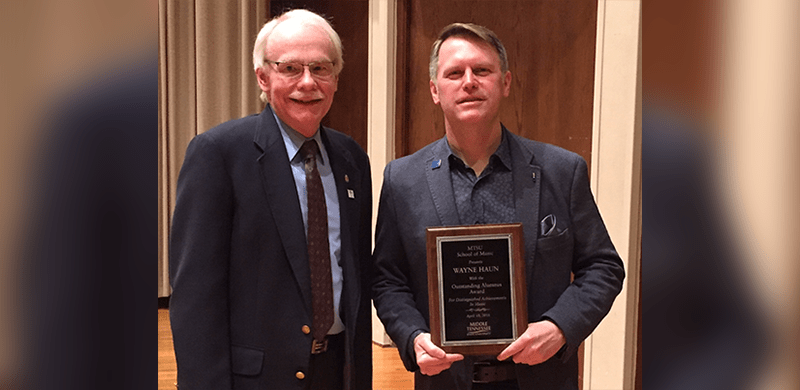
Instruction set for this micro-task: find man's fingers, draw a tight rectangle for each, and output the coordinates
[415,333,446,359]
[421,341,446,359]
[415,332,464,376]
[497,339,525,361]
[420,363,449,376]
[419,354,464,376]
[418,348,462,363]
[419,336,461,361]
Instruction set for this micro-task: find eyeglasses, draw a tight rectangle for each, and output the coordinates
[265,60,336,79]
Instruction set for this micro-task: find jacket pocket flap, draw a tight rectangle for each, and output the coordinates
[536,228,571,251]
[231,344,264,376]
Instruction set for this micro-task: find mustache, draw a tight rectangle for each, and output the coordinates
[288,93,325,102]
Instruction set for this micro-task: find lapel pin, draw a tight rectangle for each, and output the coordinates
[344,174,349,183]
[347,189,355,199]
[431,159,442,169]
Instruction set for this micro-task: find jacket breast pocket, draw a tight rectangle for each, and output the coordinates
[535,228,571,252]
[231,344,264,376]
[531,228,574,310]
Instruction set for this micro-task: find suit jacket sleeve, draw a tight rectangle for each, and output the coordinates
[372,162,430,372]
[540,157,626,361]
[169,133,234,389]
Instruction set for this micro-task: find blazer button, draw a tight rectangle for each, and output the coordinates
[296,371,305,380]
[301,325,311,334]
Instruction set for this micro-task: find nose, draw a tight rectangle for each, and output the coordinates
[462,68,478,90]
[297,66,316,89]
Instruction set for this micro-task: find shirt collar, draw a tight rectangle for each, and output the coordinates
[445,129,511,171]
[272,109,326,166]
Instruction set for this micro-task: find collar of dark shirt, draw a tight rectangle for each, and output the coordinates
[446,129,512,175]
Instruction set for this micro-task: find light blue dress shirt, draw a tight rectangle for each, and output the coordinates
[274,113,345,335]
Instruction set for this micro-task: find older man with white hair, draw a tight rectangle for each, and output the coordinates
[170,9,372,390]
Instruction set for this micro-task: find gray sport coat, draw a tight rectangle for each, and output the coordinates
[373,126,625,389]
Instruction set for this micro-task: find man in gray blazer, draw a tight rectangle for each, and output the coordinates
[170,10,372,390]
[372,23,625,390]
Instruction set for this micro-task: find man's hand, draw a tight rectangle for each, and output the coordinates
[414,332,464,376]
[497,320,566,365]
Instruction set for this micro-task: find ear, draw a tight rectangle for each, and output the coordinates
[256,67,270,93]
[502,71,512,97]
[333,74,339,92]
[430,79,441,105]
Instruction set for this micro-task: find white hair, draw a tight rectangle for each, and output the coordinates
[252,9,344,103]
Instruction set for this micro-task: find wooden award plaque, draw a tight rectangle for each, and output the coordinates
[426,223,527,355]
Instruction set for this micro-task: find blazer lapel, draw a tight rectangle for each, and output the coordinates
[425,138,461,226]
[321,129,362,326]
[253,106,312,313]
[507,129,541,283]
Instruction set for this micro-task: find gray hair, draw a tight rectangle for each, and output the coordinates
[252,9,344,103]
[429,23,508,82]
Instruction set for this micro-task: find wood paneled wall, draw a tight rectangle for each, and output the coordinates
[396,0,597,167]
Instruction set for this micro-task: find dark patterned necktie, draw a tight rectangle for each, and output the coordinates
[300,140,333,342]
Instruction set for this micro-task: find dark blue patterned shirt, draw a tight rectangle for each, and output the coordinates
[446,132,515,225]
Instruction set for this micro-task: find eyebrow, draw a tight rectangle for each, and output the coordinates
[273,57,334,63]
[442,62,496,72]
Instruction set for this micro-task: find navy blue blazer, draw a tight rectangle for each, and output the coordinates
[372,127,625,390]
[169,105,373,389]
